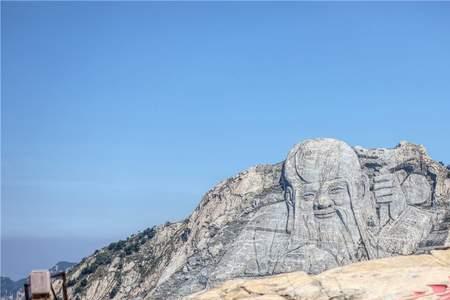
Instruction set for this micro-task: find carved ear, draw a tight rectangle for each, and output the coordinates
[359,174,370,198]
[284,186,294,234]
[285,185,294,208]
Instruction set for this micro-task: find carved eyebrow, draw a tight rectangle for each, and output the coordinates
[328,185,346,193]
[329,185,345,189]
[326,180,348,193]
[328,182,346,188]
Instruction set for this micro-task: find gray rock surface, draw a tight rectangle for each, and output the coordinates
[63,138,450,300]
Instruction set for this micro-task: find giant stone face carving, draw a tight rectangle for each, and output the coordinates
[210,138,448,284]
[282,139,375,264]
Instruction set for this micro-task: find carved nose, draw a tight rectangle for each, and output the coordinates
[315,196,333,209]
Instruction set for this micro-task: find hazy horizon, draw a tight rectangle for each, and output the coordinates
[2,2,450,279]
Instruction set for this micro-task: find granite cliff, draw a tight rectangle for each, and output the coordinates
[63,138,450,300]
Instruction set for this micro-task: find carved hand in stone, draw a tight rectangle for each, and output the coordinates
[373,173,407,224]
[373,174,396,203]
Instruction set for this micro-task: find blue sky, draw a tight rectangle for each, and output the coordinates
[2,2,450,279]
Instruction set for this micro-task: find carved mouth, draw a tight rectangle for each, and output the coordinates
[314,207,336,219]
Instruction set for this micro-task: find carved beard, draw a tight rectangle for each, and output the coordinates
[291,207,361,265]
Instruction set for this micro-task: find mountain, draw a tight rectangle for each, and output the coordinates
[49,261,77,275]
[0,261,75,300]
[0,277,26,300]
[58,139,450,299]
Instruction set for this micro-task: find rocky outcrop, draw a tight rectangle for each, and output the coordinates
[185,249,450,300]
[65,139,450,300]
[67,164,284,300]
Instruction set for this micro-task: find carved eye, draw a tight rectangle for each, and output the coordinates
[303,192,315,201]
[329,186,345,195]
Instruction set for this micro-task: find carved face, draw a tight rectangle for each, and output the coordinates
[282,139,373,262]
[301,179,351,219]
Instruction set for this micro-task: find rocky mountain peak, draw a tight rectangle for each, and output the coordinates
[63,138,449,300]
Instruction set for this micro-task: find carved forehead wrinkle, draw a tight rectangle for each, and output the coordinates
[284,139,361,185]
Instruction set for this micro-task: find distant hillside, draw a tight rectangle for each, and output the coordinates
[49,261,77,275]
[0,261,75,300]
[0,277,26,300]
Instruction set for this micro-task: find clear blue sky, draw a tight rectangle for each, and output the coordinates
[2,2,449,279]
